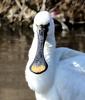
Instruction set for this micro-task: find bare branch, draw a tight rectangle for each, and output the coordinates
[41,0,46,11]
[15,0,22,10]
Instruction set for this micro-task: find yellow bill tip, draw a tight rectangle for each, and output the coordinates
[31,65,47,74]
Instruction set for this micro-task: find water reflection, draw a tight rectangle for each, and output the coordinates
[0,28,35,100]
[56,26,85,52]
[0,25,85,100]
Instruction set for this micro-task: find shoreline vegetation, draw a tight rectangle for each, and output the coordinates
[0,0,85,31]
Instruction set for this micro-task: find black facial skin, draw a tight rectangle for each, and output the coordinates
[30,23,49,74]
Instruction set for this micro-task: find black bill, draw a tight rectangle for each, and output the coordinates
[30,25,49,74]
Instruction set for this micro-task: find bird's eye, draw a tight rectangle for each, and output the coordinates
[45,23,50,27]
[40,23,50,28]
[36,23,50,29]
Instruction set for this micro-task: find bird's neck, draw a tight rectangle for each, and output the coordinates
[46,33,56,48]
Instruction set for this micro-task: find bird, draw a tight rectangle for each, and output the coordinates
[25,11,85,100]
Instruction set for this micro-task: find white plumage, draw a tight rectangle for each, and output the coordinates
[25,11,85,100]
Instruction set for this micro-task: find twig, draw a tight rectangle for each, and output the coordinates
[15,0,22,10]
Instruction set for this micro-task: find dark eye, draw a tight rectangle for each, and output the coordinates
[40,23,50,28]
[45,23,50,27]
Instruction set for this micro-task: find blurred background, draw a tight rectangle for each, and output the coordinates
[0,0,85,100]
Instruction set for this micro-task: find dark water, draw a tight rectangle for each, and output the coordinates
[0,26,85,100]
[0,28,35,100]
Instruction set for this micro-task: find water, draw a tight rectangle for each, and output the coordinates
[0,28,35,100]
[0,25,85,100]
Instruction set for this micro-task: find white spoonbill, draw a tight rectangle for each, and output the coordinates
[25,11,85,100]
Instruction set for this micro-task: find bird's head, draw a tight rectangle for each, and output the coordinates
[33,11,55,41]
[30,11,55,74]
